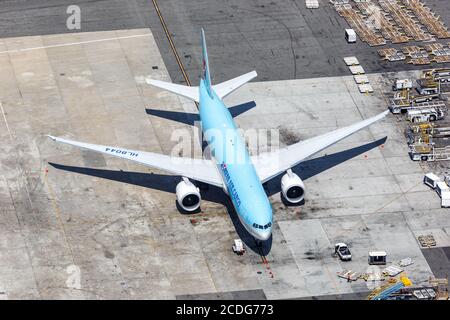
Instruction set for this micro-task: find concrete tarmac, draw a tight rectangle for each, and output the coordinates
[0,28,448,299]
[0,0,449,83]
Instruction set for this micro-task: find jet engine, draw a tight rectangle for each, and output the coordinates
[176,178,201,211]
[281,170,305,204]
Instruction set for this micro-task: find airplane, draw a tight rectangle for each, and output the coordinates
[48,29,388,242]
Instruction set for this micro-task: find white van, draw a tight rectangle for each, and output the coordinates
[345,29,356,43]
[424,173,442,189]
[436,181,450,207]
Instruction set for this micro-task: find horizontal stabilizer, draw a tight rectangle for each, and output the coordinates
[213,71,257,99]
[146,79,199,102]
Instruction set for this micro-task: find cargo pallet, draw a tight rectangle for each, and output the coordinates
[378,48,406,62]
[378,0,431,42]
[403,0,450,39]
[407,123,450,145]
[409,144,450,161]
[334,3,386,46]
[418,234,437,247]
[355,1,410,43]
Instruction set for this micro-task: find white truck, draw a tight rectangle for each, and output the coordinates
[232,239,245,255]
[368,251,387,265]
[334,243,352,261]
[392,79,413,91]
[407,107,445,123]
[345,29,356,43]
[424,172,442,189]
[436,181,450,207]
[423,173,450,207]
[305,0,319,9]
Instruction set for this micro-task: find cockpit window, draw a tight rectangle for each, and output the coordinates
[263,222,272,229]
[253,222,272,230]
[254,222,272,229]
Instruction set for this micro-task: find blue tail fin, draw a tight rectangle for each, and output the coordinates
[201,28,213,97]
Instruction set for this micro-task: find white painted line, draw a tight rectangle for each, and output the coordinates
[0,101,11,136]
[0,33,152,55]
[0,101,34,209]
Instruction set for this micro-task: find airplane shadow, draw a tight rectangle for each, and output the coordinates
[48,136,386,255]
[263,136,387,197]
[145,101,257,126]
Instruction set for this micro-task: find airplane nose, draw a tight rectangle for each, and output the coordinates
[256,229,271,241]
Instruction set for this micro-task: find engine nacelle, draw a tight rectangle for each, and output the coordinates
[176,178,201,212]
[281,170,305,204]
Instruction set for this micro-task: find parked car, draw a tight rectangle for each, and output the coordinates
[334,243,352,261]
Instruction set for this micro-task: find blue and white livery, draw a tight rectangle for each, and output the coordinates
[48,29,388,241]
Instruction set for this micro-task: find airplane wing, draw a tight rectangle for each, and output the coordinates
[252,110,389,183]
[48,135,223,187]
